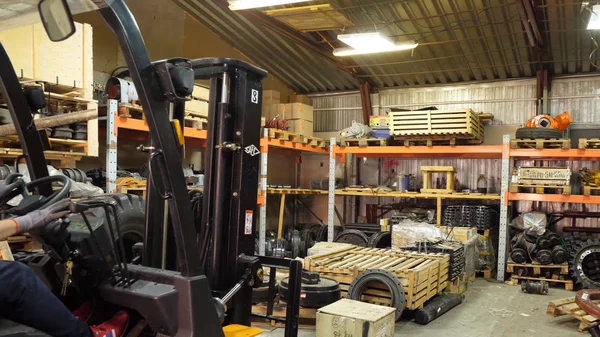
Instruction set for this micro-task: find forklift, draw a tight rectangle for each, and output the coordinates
[0,0,302,336]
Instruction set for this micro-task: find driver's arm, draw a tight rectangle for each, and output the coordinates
[0,199,71,240]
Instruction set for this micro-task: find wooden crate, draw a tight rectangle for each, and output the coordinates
[509,183,571,195]
[583,185,600,196]
[399,136,483,146]
[421,166,455,194]
[445,272,474,294]
[579,138,600,149]
[389,109,484,141]
[507,260,572,290]
[341,138,388,147]
[511,138,570,149]
[438,226,477,242]
[547,297,599,332]
[516,167,571,185]
[303,246,450,310]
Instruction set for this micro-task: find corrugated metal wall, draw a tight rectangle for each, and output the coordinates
[309,76,600,231]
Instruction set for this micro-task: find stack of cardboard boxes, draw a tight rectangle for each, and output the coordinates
[261,90,314,137]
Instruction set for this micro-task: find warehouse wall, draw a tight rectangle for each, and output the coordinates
[308,77,600,232]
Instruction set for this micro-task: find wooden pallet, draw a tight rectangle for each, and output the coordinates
[184,117,208,130]
[547,297,599,332]
[507,260,572,290]
[267,129,328,148]
[396,136,483,147]
[389,109,484,142]
[579,138,600,149]
[509,183,571,195]
[476,268,494,280]
[303,246,449,310]
[252,303,316,327]
[511,138,570,149]
[445,272,474,294]
[341,138,388,147]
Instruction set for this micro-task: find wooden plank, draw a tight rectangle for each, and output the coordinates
[0,241,14,261]
[277,194,286,239]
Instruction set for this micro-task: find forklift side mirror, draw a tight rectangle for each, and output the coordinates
[38,0,76,42]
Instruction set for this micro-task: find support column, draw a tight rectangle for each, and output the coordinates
[258,128,269,255]
[106,99,118,193]
[327,138,336,242]
[497,134,512,281]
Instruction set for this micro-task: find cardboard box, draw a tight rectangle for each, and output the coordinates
[291,94,311,105]
[316,299,395,337]
[263,90,280,102]
[286,103,313,122]
[271,104,287,119]
[439,226,477,242]
[185,99,208,118]
[288,119,313,137]
[192,85,209,101]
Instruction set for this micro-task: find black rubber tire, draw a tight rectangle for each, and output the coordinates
[299,228,316,258]
[316,224,342,242]
[515,127,562,139]
[347,269,406,321]
[368,231,391,249]
[334,229,369,247]
[571,238,600,288]
[69,193,146,262]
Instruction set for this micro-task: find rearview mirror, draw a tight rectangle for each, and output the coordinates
[38,0,76,42]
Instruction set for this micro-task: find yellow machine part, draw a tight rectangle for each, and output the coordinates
[581,169,600,187]
[223,324,262,337]
[525,111,572,132]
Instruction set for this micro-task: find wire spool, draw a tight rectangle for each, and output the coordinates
[279,276,340,308]
[334,229,369,247]
[368,231,391,249]
[536,249,553,265]
[347,269,406,321]
[552,245,568,264]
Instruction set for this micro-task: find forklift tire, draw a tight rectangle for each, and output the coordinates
[515,128,562,139]
[70,193,146,262]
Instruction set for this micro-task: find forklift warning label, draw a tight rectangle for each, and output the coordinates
[244,210,253,235]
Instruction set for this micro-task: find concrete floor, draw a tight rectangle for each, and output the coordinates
[260,279,585,337]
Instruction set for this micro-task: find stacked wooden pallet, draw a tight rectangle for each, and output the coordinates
[579,138,600,149]
[389,109,484,145]
[303,246,450,311]
[268,128,329,148]
[547,297,599,332]
[511,138,570,149]
[510,167,572,195]
[506,260,573,290]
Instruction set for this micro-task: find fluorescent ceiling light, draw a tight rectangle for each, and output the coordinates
[229,0,310,11]
[334,32,418,57]
[588,5,600,30]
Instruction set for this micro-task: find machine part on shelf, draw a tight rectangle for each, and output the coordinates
[23,85,46,111]
[334,229,369,247]
[51,127,73,139]
[299,228,316,258]
[339,120,372,139]
[510,248,528,264]
[368,231,391,249]
[309,177,343,190]
[414,294,463,325]
[552,245,568,264]
[548,233,562,247]
[279,275,341,308]
[536,249,553,265]
[265,116,288,130]
[523,111,572,132]
[289,230,301,259]
[442,205,499,230]
[347,269,406,321]
[252,275,278,304]
[515,127,562,139]
[61,168,88,183]
[316,224,343,242]
[536,235,552,250]
[106,77,139,103]
[572,239,600,288]
[0,109,97,137]
[72,131,87,140]
[576,290,600,337]
[513,266,530,277]
[273,238,287,258]
[521,280,549,295]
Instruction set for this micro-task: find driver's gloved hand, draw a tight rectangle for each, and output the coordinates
[12,198,71,233]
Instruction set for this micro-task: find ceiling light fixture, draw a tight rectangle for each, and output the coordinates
[228,0,311,11]
[588,4,600,30]
[333,32,418,57]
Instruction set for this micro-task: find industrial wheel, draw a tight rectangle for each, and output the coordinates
[68,194,146,262]
[334,229,369,247]
[299,228,316,257]
[316,224,342,242]
[368,231,391,249]
[279,276,340,308]
[515,127,562,140]
[347,269,406,321]
[571,238,600,288]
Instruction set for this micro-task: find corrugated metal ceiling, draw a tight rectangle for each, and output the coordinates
[172,0,599,93]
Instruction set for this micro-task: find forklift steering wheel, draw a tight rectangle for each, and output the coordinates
[27,175,71,209]
[0,174,71,216]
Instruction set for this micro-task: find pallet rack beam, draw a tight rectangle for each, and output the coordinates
[510,148,600,160]
[335,145,503,158]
